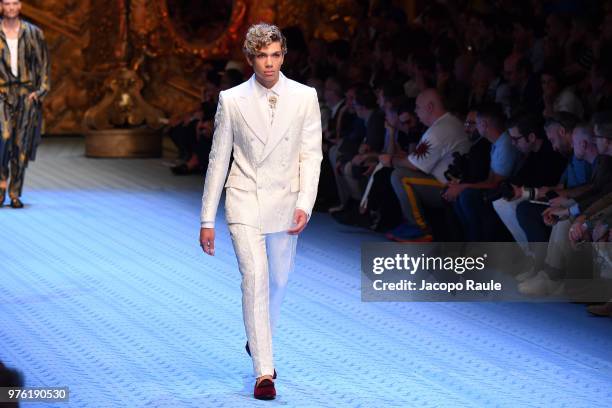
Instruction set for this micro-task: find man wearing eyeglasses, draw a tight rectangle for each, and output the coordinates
[490,113,567,246]
[520,113,612,297]
[442,104,520,241]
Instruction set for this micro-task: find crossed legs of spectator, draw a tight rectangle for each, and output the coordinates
[328,145,355,213]
[453,188,504,241]
[387,168,443,242]
[515,201,554,282]
[331,161,371,226]
[518,220,571,296]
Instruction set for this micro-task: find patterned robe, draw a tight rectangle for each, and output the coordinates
[0,19,50,174]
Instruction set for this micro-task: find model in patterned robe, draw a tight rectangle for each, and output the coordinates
[0,17,50,206]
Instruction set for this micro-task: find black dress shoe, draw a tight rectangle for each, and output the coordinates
[10,198,23,209]
[253,378,276,400]
[170,163,200,175]
[245,342,277,379]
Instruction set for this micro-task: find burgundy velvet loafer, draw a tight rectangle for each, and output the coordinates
[245,342,277,379]
[254,378,276,400]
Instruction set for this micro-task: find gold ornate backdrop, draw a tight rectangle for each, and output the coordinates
[21,0,382,134]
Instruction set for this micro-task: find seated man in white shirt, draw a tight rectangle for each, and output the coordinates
[386,88,471,241]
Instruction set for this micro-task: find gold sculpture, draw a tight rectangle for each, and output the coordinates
[20,0,364,136]
[83,64,164,130]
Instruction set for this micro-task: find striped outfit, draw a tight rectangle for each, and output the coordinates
[0,19,50,199]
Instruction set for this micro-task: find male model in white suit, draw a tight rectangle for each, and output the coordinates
[199,23,322,400]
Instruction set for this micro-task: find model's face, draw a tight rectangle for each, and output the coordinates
[2,0,20,19]
[247,42,284,88]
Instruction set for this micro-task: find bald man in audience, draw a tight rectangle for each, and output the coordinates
[386,89,471,241]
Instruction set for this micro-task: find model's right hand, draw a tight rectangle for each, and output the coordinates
[200,228,215,256]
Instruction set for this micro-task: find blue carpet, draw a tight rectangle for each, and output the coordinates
[0,138,611,407]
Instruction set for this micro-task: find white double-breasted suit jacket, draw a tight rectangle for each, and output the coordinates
[200,72,323,234]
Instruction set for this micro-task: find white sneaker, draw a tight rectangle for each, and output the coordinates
[515,266,538,282]
[518,270,565,297]
[328,204,345,214]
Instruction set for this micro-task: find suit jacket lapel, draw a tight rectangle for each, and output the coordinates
[236,76,269,145]
[260,73,295,163]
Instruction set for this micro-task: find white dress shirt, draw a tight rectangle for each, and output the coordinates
[7,38,18,77]
[252,75,284,131]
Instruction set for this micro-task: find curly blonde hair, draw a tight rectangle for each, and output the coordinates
[242,23,287,59]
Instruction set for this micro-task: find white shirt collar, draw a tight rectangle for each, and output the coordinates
[252,71,285,98]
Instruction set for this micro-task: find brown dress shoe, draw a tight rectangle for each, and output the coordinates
[587,302,612,317]
[254,378,276,400]
[10,198,23,209]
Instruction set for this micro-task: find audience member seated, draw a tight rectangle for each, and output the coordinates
[0,359,24,408]
[468,55,511,112]
[516,114,593,280]
[331,85,385,224]
[269,0,612,314]
[540,67,584,119]
[357,97,421,231]
[328,84,360,211]
[385,88,470,242]
[170,68,243,176]
[442,103,520,241]
[167,109,203,175]
[519,113,612,296]
[491,113,568,250]
[503,54,543,118]
[315,76,349,211]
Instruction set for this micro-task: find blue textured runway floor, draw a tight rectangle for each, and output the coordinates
[1,138,611,407]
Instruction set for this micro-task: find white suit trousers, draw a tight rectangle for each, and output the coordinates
[493,198,529,252]
[228,223,298,377]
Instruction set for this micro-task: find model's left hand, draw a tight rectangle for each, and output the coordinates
[28,92,38,103]
[288,209,308,235]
